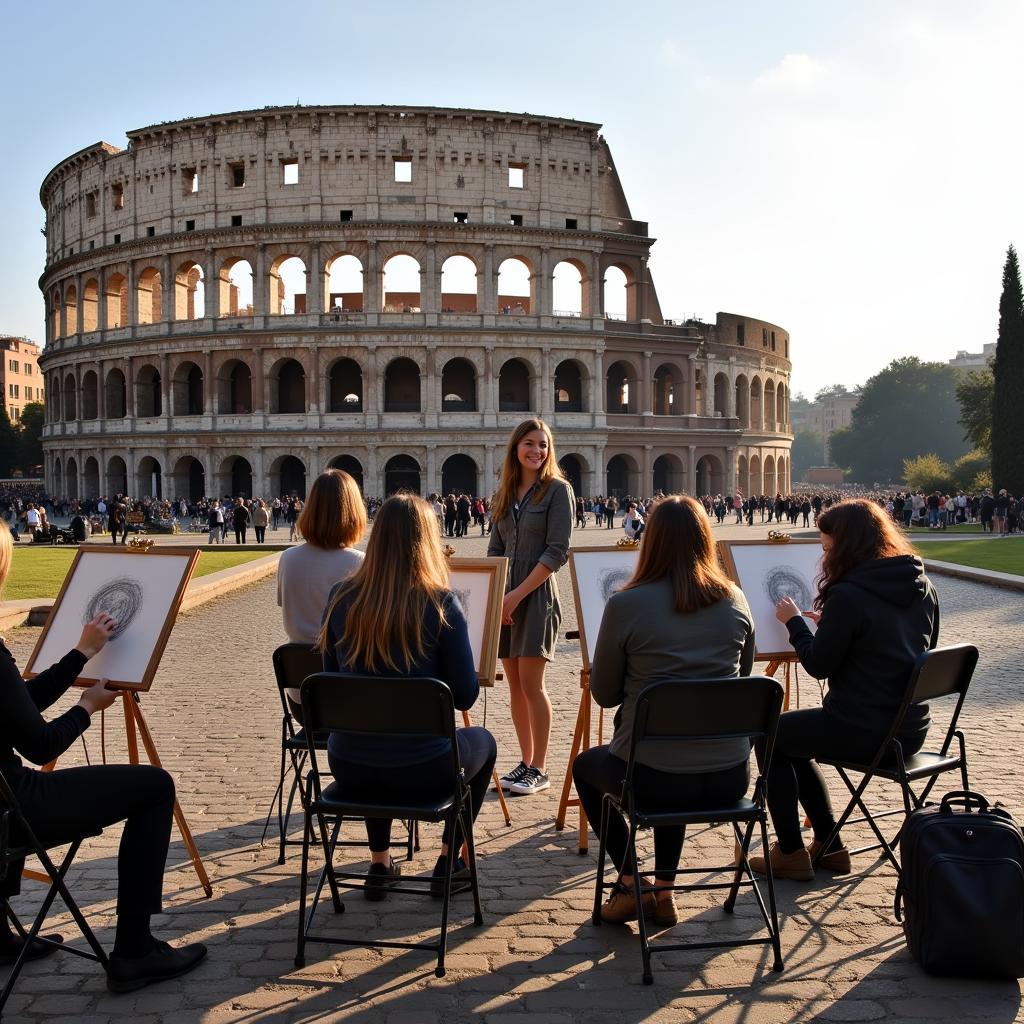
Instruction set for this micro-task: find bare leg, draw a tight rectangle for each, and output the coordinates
[502,658,534,766]
[516,657,552,772]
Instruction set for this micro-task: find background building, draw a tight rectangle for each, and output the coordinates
[38,105,792,501]
[948,342,995,374]
[0,336,44,423]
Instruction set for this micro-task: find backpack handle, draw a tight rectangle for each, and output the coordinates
[939,790,990,813]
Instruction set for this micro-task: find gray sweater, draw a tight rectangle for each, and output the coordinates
[590,578,755,773]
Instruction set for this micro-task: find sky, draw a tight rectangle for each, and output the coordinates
[2,0,1021,399]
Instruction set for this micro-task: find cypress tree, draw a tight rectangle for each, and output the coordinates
[992,245,1024,493]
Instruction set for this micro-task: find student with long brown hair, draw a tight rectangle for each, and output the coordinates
[751,498,939,881]
[318,494,497,900]
[572,496,755,925]
[487,419,574,795]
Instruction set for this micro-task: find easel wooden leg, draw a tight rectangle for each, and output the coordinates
[127,694,214,898]
[462,710,511,827]
[555,670,593,854]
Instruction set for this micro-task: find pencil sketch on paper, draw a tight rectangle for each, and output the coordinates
[451,587,472,627]
[762,565,813,611]
[83,577,143,641]
[598,567,632,602]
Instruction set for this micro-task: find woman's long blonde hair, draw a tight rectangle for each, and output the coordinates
[490,418,562,521]
[317,494,450,672]
[0,521,12,595]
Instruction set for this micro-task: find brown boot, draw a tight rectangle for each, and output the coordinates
[748,841,814,881]
[807,840,852,874]
[601,885,657,924]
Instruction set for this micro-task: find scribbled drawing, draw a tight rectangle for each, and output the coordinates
[598,567,632,602]
[763,566,812,610]
[83,577,143,641]
[451,587,472,626]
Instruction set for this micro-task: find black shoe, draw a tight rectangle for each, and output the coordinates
[430,855,471,899]
[364,859,402,902]
[0,933,63,966]
[106,940,208,993]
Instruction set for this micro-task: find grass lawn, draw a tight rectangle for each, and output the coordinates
[3,548,274,602]
[906,523,989,535]
[915,539,1024,576]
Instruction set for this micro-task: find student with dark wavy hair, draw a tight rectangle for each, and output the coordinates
[751,498,939,881]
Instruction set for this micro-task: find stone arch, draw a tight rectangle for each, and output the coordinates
[50,289,61,339]
[653,453,685,495]
[384,453,421,495]
[104,273,128,329]
[82,278,99,333]
[606,453,638,498]
[62,373,77,421]
[324,252,364,311]
[217,359,253,414]
[136,266,163,325]
[735,374,750,428]
[552,258,587,316]
[174,261,205,321]
[653,362,684,416]
[64,283,78,334]
[172,360,204,416]
[269,357,306,414]
[384,357,420,412]
[219,455,253,498]
[497,256,532,314]
[602,264,633,320]
[66,457,79,499]
[764,454,777,495]
[750,376,763,429]
[749,453,762,495]
[605,359,638,414]
[695,454,724,496]
[441,357,477,412]
[442,453,478,496]
[135,364,162,418]
[83,456,100,500]
[328,357,363,412]
[172,455,206,501]
[270,454,307,498]
[268,254,307,315]
[714,372,729,417]
[48,375,61,423]
[776,383,787,430]
[136,455,163,499]
[106,455,128,497]
[440,254,478,313]
[764,379,776,430]
[382,254,421,312]
[81,370,98,420]
[328,454,364,491]
[737,453,748,497]
[53,458,63,498]
[498,357,532,412]
[554,359,587,413]
[558,452,587,496]
[218,256,254,317]
[105,368,127,418]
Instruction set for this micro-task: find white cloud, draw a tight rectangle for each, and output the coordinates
[753,53,830,94]
[661,38,682,65]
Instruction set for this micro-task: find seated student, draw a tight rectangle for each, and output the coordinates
[0,522,206,991]
[318,494,497,901]
[573,496,755,926]
[751,499,939,881]
[277,469,366,712]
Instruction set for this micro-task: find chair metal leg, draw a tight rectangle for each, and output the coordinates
[461,799,484,927]
[312,811,344,915]
[724,821,754,913]
[435,811,456,979]
[295,809,312,968]
[592,796,612,926]
[626,820,653,985]
[759,816,784,972]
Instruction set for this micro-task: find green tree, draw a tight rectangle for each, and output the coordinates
[956,365,993,455]
[790,430,824,481]
[827,357,969,484]
[992,245,1024,492]
[903,453,955,494]
[0,407,18,477]
[951,450,991,492]
[16,402,44,474]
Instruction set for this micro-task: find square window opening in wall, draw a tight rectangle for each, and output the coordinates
[89,240,94,249]
[185,219,195,232]
[146,226,155,237]
[183,167,198,195]
[565,218,578,229]
[508,164,525,189]
[69,246,74,255]
[736,323,745,345]
[113,233,121,244]
[86,192,97,218]
[339,209,353,222]
[231,215,243,227]
[230,162,245,188]
[762,327,768,346]
[454,211,468,224]
[510,214,523,226]
[282,159,299,185]
[112,184,124,211]
[394,158,412,183]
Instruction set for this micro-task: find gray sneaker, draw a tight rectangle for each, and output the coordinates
[510,766,550,795]
[499,761,529,791]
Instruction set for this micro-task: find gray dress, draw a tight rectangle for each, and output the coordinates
[487,477,574,660]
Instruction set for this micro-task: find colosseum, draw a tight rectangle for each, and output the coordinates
[38,105,792,503]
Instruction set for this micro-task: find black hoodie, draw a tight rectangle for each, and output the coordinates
[785,555,939,738]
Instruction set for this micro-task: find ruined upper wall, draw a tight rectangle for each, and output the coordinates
[40,106,646,265]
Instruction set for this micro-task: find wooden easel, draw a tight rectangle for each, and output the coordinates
[23,690,213,898]
[759,655,799,711]
[554,658,601,854]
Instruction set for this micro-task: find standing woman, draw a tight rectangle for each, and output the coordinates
[487,419,574,795]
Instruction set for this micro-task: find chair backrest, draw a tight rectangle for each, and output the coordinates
[909,644,978,705]
[272,642,324,717]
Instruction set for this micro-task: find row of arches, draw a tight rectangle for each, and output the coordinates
[48,250,643,338]
[736,453,792,498]
[47,354,789,425]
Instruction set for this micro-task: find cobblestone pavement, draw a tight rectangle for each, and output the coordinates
[2,522,1022,1023]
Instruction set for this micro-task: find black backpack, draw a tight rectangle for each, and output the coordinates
[896,791,1024,978]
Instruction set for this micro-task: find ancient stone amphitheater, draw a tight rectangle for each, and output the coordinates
[38,105,792,501]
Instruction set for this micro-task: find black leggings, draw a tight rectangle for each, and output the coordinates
[573,745,749,881]
[328,727,497,853]
[762,707,925,852]
[3,764,174,917]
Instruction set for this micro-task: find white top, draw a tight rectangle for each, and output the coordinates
[277,543,365,645]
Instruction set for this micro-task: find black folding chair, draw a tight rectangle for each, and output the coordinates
[294,673,483,978]
[1,768,108,1016]
[593,676,785,985]
[812,643,978,877]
